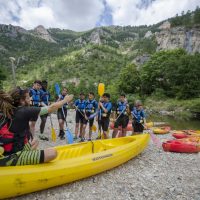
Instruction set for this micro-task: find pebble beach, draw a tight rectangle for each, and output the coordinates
[16,110,200,200]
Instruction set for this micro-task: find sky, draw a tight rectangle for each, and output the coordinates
[0,0,199,31]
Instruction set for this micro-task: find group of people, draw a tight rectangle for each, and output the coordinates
[0,80,146,166]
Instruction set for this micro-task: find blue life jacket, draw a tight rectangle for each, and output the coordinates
[100,102,112,118]
[117,101,128,115]
[85,99,98,113]
[30,88,40,107]
[75,99,86,111]
[40,89,50,105]
[132,107,145,123]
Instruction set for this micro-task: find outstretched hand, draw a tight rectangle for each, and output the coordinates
[64,94,74,103]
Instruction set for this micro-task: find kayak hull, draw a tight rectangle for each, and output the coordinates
[162,137,200,153]
[0,134,150,199]
[172,130,200,139]
[153,126,171,134]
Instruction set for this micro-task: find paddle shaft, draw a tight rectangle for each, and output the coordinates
[61,107,68,127]
[115,106,127,121]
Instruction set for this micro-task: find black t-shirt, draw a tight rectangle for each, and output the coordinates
[9,106,41,137]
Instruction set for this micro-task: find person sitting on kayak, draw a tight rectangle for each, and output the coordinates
[83,92,98,141]
[0,88,73,166]
[112,94,130,138]
[97,93,112,139]
[131,100,146,134]
[57,87,68,140]
[74,93,86,142]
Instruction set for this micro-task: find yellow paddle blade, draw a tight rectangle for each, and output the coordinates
[92,125,97,132]
[51,128,57,142]
[98,83,105,97]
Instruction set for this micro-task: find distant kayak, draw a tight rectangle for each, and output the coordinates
[109,121,153,131]
[172,130,200,139]
[153,126,171,134]
[162,137,200,153]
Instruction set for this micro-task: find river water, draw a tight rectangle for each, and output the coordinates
[148,114,200,130]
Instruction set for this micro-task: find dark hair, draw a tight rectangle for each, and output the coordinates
[41,80,48,84]
[120,93,126,97]
[0,87,29,119]
[10,87,29,107]
[102,93,110,98]
[89,92,95,96]
[80,92,85,95]
[34,80,41,85]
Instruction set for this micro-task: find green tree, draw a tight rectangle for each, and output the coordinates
[118,63,140,94]
[0,67,6,89]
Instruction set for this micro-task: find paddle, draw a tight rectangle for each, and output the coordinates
[50,115,56,142]
[98,83,105,139]
[115,106,127,122]
[74,105,85,118]
[46,96,56,142]
[55,83,60,97]
[54,83,73,144]
[132,111,162,148]
[62,107,74,144]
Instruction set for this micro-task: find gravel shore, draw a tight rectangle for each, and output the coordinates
[16,110,200,200]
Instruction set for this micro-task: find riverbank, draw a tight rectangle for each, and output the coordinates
[144,97,200,120]
[15,110,200,200]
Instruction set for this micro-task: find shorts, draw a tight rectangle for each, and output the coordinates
[114,115,129,129]
[83,112,94,127]
[98,117,110,132]
[132,121,144,133]
[75,110,85,124]
[0,143,44,166]
[57,108,67,120]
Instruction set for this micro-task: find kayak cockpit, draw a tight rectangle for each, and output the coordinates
[54,137,136,161]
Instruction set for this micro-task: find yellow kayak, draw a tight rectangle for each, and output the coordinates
[0,134,149,199]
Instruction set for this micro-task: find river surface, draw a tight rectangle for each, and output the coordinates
[149,114,200,130]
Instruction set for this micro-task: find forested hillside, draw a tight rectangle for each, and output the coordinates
[0,7,200,105]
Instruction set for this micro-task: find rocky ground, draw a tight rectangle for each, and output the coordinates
[15,110,200,200]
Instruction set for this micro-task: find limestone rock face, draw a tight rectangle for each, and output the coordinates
[0,24,28,38]
[33,25,56,43]
[155,26,200,53]
[144,31,153,38]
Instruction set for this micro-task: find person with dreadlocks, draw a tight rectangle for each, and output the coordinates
[0,88,73,166]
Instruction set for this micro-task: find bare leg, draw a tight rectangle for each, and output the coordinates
[103,131,108,139]
[58,119,65,132]
[80,123,83,138]
[88,126,92,139]
[82,124,87,139]
[44,148,57,163]
[112,128,118,138]
[29,121,36,136]
[122,128,127,137]
[75,123,79,137]
[40,116,47,134]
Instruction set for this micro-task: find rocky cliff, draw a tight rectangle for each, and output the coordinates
[33,25,56,43]
[155,24,200,53]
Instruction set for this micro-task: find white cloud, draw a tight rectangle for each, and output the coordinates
[106,0,200,26]
[0,0,199,31]
[0,0,104,31]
